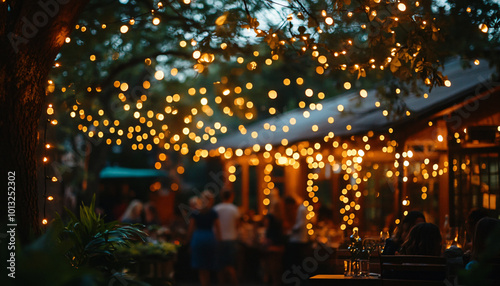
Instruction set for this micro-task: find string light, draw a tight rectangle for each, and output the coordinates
[48,0,482,236]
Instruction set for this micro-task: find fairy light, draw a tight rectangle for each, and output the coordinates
[120,25,129,33]
[263,163,274,214]
[51,0,483,233]
[479,24,489,33]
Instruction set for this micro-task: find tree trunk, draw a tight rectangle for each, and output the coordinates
[0,0,89,244]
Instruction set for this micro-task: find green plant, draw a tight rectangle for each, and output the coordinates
[57,195,147,273]
[2,220,97,286]
[117,241,179,260]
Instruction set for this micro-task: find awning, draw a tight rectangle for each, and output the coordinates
[99,166,168,179]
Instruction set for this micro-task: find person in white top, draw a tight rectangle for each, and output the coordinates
[289,201,308,243]
[214,190,240,285]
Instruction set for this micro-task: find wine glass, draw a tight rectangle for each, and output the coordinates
[379,230,390,252]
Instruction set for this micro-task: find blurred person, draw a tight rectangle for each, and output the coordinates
[187,191,221,286]
[283,196,310,285]
[464,208,489,252]
[383,210,426,255]
[263,190,286,286]
[120,199,143,224]
[238,210,259,283]
[387,223,445,282]
[400,223,442,256]
[144,202,160,225]
[214,190,240,286]
[465,217,500,270]
[190,195,202,211]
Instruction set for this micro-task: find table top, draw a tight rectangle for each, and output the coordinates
[311,274,380,280]
[309,274,382,286]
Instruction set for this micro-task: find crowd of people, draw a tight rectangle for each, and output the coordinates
[184,189,317,286]
[114,191,500,285]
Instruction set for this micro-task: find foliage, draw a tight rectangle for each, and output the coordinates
[2,220,98,286]
[3,217,150,286]
[49,0,500,147]
[236,0,500,111]
[117,241,179,259]
[57,194,147,273]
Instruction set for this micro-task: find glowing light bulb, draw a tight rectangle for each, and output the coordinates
[479,23,489,33]
[154,70,164,80]
[120,25,129,33]
[360,89,368,98]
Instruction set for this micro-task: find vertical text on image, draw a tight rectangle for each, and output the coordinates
[7,171,17,279]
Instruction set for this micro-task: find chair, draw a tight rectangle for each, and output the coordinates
[380,255,447,286]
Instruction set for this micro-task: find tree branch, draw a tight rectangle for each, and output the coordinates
[98,50,191,90]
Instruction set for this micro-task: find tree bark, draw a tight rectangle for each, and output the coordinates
[0,0,89,244]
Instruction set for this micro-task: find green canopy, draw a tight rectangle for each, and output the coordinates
[99,166,168,179]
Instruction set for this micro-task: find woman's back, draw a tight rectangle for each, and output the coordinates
[192,208,218,230]
[400,222,442,256]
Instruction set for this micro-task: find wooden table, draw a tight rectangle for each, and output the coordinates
[309,274,382,286]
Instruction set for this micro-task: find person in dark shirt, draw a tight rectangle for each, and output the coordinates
[263,195,286,286]
[187,191,221,286]
[400,222,442,256]
[383,210,425,255]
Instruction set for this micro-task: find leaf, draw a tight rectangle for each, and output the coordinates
[358,69,366,79]
[390,58,401,73]
[414,60,423,71]
[64,206,78,222]
[215,12,229,26]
